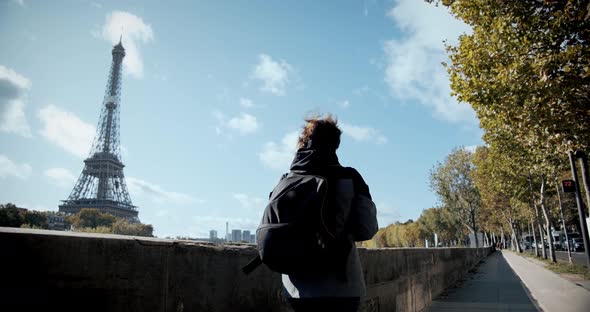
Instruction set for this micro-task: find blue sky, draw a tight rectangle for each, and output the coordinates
[0,0,481,238]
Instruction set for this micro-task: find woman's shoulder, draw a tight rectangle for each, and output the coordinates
[338,166,364,180]
[338,166,371,198]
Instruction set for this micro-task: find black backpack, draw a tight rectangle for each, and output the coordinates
[242,172,350,276]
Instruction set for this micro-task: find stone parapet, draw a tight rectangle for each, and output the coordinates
[0,227,491,312]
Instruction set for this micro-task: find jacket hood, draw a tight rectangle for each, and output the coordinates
[290,148,340,173]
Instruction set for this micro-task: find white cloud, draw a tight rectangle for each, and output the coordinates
[252,54,294,96]
[233,193,265,209]
[214,111,259,136]
[227,113,259,135]
[384,0,476,124]
[101,11,154,79]
[340,122,387,144]
[339,100,350,109]
[0,65,30,90]
[239,97,254,108]
[44,167,76,188]
[38,105,95,158]
[0,155,32,179]
[127,177,205,205]
[0,65,32,137]
[259,130,299,171]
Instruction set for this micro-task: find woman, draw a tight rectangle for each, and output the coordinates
[281,114,378,312]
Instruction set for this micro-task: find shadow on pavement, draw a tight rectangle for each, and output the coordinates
[425,251,539,311]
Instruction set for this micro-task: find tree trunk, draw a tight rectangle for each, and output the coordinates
[531,218,539,257]
[556,181,573,264]
[529,173,547,259]
[470,208,479,248]
[540,175,557,263]
[510,222,522,253]
[569,151,590,271]
[514,222,523,253]
[578,151,590,215]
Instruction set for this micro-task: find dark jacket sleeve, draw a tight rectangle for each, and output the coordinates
[346,168,378,241]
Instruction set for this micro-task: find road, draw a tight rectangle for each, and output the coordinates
[523,248,588,267]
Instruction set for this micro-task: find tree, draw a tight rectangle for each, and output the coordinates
[111,219,154,237]
[433,0,589,155]
[430,148,482,247]
[67,208,116,229]
[0,203,25,227]
[23,210,48,229]
[473,145,533,253]
[418,207,462,246]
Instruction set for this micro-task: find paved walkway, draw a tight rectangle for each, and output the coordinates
[502,251,590,312]
[426,251,538,311]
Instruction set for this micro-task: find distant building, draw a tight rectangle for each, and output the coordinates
[231,229,242,242]
[209,230,218,240]
[250,234,255,244]
[243,230,251,243]
[46,212,66,231]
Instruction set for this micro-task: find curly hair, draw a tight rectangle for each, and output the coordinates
[297,114,342,150]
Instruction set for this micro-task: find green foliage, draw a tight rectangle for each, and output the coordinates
[66,208,154,237]
[67,208,116,229]
[77,226,113,234]
[0,204,154,237]
[0,203,25,227]
[20,223,45,230]
[440,0,589,155]
[0,203,48,229]
[361,207,466,248]
[23,210,48,229]
[418,207,462,245]
[111,219,154,237]
[421,0,589,256]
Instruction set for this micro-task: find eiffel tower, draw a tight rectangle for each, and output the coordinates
[59,38,138,222]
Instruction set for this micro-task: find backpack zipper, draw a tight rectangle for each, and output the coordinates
[312,174,335,240]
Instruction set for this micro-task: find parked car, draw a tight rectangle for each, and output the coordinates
[537,241,548,249]
[563,240,570,251]
[571,238,585,252]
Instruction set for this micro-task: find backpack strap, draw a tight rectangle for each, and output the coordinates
[242,255,263,275]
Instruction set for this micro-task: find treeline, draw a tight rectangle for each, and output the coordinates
[361,207,466,248]
[0,203,154,237]
[431,0,589,264]
[0,203,51,229]
[364,1,590,258]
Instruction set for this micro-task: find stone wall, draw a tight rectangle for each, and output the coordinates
[0,228,491,312]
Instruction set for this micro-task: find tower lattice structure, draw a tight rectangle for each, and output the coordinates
[59,40,139,222]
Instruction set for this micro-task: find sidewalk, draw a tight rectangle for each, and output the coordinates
[426,251,538,311]
[502,250,590,312]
